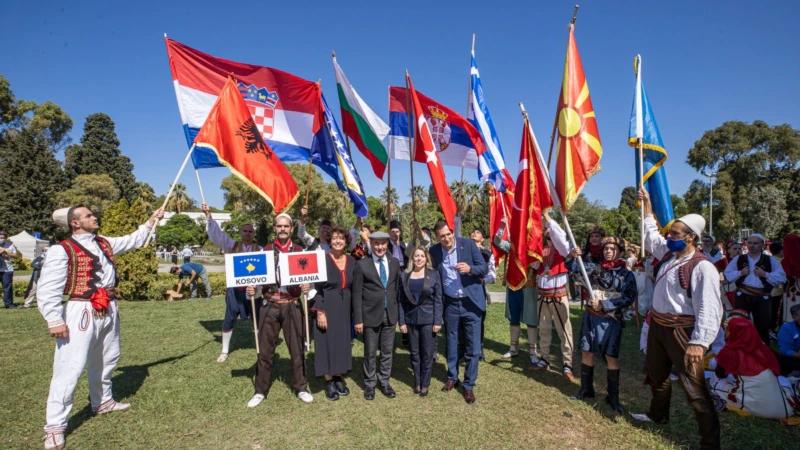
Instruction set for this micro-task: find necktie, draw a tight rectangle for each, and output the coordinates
[379,258,388,309]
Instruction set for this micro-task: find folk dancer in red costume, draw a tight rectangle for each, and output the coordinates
[39,205,163,450]
[202,203,262,363]
[530,210,575,381]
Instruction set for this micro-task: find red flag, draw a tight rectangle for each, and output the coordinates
[488,185,512,268]
[194,77,299,212]
[406,72,457,231]
[287,253,319,276]
[507,118,554,290]
[554,24,603,211]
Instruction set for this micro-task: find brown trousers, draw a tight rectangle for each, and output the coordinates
[255,300,307,395]
[646,321,720,450]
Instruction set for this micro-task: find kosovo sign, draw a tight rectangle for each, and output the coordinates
[225,251,276,288]
[278,251,328,286]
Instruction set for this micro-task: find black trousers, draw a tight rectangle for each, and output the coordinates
[770,295,782,331]
[780,355,800,375]
[734,292,772,343]
[408,324,435,388]
[363,310,395,389]
[646,321,720,450]
[255,301,307,395]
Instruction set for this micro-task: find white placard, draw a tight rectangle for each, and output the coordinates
[278,250,328,286]
[224,251,275,288]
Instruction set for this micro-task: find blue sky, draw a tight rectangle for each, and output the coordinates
[2,1,798,211]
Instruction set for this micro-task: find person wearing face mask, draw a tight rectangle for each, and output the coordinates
[0,230,21,309]
[22,247,48,308]
[631,188,722,450]
[724,234,786,344]
[567,236,637,414]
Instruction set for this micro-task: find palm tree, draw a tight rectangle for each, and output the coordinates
[449,181,468,211]
[465,183,482,221]
[411,185,427,206]
[381,186,400,218]
[134,182,156,210]
[167,183,190,214]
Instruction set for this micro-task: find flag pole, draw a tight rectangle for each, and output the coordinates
[194,169,206,206]
[145,144,195,246]
[547,5,580,170]
[460,33,475,205]
[519,102,594,302]
[405,71,417,227]
[638,138,645,258]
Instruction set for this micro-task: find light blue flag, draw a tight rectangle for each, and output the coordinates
[629,55,674,232]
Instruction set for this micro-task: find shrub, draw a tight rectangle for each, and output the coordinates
[148,273,227,300]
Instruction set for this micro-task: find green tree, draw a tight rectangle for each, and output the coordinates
[166,183,191,214]
[619,186,637,210]
[365,196,386,230]
[0,129,67,236]
[739,186,788,239]
[381,186,400,219]
[685,120,800,239]
[410,185,427,206]
[134,182,156,211]
[156,214,206,249]
[100,198,158,300]
[548,194,609,246]
[64,113,138,202]
[55,174,121,220]
[671,194,689,218]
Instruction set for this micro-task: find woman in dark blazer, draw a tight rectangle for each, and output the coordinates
[398,246,443,396]
[311,226,356,401]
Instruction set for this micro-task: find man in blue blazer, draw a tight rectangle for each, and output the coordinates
[429,220,488,404]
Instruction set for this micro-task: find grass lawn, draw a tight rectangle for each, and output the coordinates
[12,270,32,277]
[1,301,795,449]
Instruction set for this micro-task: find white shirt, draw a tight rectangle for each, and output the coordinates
[0,241,17,272]
[206,217,261,253]
[391,239,405,267]
[181,247,193,257]
[37,224,152,328]
[643,215,722,349]
[533,220,572,290]
[723,254,786,292]
[297,223,358,253]
[372,253,389,283]
[704,249,723,264]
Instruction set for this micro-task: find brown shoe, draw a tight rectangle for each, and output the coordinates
[563,371,575,382]
[463,389,476,404]
[441,380,460,392]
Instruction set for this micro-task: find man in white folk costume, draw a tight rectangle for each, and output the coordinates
[39,204,164,450]
[202,203,262,363]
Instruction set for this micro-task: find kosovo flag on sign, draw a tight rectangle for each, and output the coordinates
[233,254,268,277]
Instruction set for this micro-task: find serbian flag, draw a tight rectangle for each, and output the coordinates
[193,77,298,212]
[507,117,554,290]
[553,24,603,212]
[488,185,512,267]
[387,86,486,170]
[406,72,457,231]
[166,37,342,183]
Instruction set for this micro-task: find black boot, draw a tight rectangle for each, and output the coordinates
[325,380,340,401]
[605,369,625,414]
[571,364,595,401]
[333,376,350,396]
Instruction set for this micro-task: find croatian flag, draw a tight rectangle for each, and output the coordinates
[165,37,339,182]
[468,53,514,192]
[387,87,484,169]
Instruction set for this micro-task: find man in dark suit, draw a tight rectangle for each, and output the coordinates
[388,220,409,269]
[353,231,401,400]
[429,220,488,404]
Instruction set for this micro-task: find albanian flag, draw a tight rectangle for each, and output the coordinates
[554,24,603,212]
[193,76,299,212]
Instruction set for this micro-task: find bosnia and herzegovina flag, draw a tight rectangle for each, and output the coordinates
[628,55,674,233]
[319,94,369,218]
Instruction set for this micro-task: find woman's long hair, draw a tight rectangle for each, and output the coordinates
[405,246,432,273]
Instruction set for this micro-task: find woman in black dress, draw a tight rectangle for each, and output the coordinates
[398,246,442,396]
[311,225,356,401]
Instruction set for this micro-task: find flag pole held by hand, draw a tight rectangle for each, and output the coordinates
[145,144,195,246]
[250,292,260,354]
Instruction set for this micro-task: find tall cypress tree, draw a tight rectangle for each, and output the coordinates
[65,113,138,203]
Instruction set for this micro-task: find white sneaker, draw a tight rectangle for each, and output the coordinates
[247,394,265,408]
[43,431,65,450]
[631,413,653,422]
[502,347,519,359]
[297,391,314,404]
[95,401,130,415]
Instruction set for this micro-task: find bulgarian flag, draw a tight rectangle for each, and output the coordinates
[333,54,390,180]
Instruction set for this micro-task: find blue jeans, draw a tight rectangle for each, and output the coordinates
[444,295,482,390]
[1,271,13,307]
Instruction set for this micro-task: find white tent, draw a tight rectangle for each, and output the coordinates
[8,231,49,259]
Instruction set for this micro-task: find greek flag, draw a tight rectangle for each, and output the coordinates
[467,53,513,192]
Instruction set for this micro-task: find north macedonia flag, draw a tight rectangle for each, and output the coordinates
[554,24,602,212]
